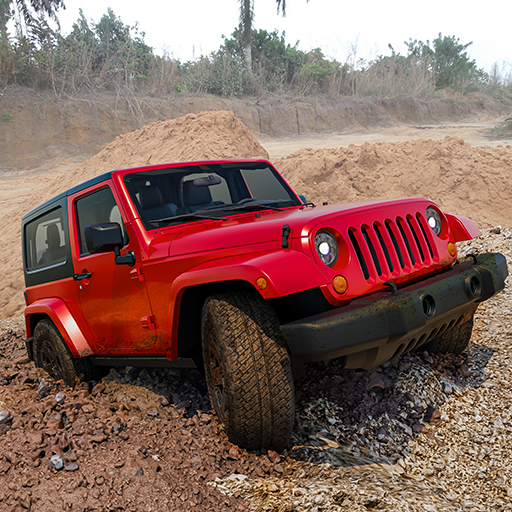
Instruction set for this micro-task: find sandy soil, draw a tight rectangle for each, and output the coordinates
[262,116,512,160]
[2,113,512,318]
[2,110,512,510]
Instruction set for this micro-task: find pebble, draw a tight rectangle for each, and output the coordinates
[55,392,66,404]
[50,454,64,470]
[0,409,13,425]
[65,462,79,472]
[36,381,51,400]
[90,434,107,443]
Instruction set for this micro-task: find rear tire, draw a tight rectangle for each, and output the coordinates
[201,291,295,451]
[430,317,474,354]
[33,318,99,386]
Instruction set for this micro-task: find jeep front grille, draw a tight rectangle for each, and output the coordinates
[348,214,437,281]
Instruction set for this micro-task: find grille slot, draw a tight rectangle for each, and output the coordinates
[374,224,394,273]
[362,226,382,276]
[349,213,435,282]
[407,217,425,262]
[348,229,370,280]
[397,218,416,265]
[385,221,405,269]
[417,214,435,258]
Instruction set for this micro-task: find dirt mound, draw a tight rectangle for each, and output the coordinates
[276,136,512,228]
[42,110,268,200]
[1,110,268,318]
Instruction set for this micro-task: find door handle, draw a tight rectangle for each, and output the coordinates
[73,271,92,281]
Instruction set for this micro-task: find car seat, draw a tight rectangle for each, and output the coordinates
[139,186,177,221]
[180,181,224,214]
[39,224,66,266]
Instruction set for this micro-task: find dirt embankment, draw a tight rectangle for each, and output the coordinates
[0,86,499,171]
[0,110,268,319]
[276,136,512,229]
[2,109,512,319]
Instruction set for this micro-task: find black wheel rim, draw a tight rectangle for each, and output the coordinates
[208,338,226,418]
[40,339,64,380]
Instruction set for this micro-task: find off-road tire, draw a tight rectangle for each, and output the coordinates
[33,318,99,386]
[430,317,474,354]
[201,291,295,451]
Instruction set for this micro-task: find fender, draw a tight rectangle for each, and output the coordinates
[446,214,482,242]
[167,250,329,352]
[25,298,94,358]
[171,249,329,300]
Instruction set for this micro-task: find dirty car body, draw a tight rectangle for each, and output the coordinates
[21,159,507,450]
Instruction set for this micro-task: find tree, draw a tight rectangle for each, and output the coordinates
[239,0,253,70]
[0,0,65,39]
[239,0,297,71]
[404,34,486,91]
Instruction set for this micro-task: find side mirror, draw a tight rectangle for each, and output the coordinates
[84,223,135,266]
[299,194,307,204]
[85,223,123,254]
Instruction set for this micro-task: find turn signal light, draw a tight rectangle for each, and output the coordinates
[256,277,268,290]
[333,275,348,294]
[448,241,456,257]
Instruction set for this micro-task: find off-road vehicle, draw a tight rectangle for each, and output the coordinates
[22,159,507,450]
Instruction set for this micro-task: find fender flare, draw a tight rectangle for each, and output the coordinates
[167,250,329,349]
[25,298,94,358]
[446,214,481,242]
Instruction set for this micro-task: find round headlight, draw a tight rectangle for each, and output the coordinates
[426,207,442,236]
[315,231,338,267]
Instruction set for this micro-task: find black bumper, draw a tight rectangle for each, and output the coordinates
[280,253,507,370]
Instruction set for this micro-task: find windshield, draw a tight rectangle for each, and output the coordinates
[123,162,301,228]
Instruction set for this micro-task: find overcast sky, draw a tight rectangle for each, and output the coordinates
[53,0,511,72]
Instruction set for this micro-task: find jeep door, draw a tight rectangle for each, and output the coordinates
[69,183,159,354]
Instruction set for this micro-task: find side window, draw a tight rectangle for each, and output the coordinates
[25,207,66,271]
[240,167,292,201]
[75,187,128,255]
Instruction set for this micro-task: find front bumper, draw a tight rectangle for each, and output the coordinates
[280,253,507,370]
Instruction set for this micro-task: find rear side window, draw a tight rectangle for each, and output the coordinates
[25,207,66,271]
[75,187,128,255]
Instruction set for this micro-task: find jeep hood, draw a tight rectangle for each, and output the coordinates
[159,197,436,257]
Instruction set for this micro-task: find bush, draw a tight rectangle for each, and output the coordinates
[403,34,487,92]
[0,13,507,102]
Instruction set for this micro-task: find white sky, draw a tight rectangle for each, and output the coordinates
[53,0,511,72]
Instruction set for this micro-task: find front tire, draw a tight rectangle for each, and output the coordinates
[201,292,295,451]
[430,317,474,354]
[33,318,98,386]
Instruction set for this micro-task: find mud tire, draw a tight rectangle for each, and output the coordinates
[33,318,99,386]
[430,317,474,354]
[201,291,295,451]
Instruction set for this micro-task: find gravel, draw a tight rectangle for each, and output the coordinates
[1,227,511,510]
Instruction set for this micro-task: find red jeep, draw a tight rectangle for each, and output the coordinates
[22,159,507,450]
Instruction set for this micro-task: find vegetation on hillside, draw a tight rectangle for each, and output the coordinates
[0,8,510,100]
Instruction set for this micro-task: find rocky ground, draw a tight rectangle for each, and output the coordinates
[1,228,512,511]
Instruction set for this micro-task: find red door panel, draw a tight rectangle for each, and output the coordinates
[70,183,160,355]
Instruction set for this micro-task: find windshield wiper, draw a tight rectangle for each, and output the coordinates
[149,213,232,225]
[222,203,284,213]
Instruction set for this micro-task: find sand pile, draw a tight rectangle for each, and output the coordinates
[43,110,269,201]
[1,111,268,318]
[276,136,512,228]
[3,114,512,319]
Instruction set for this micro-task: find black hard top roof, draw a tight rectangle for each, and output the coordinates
[22,171,113,223]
